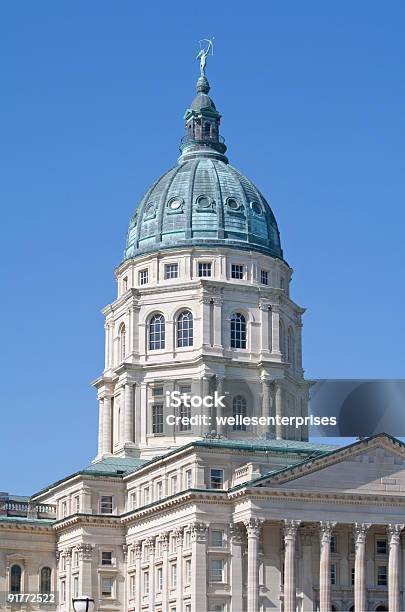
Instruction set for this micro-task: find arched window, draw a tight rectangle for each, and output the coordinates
[287,327,295,368]
[232,395,247,431]
[203,122,211,138]
[149,314,165,350]
[40,567,51,594]
[230,313,247,349]
[10,564,22,594]
[177,311,193,347]
[119,324,126,361]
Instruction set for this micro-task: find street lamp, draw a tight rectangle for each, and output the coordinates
[72,597,95,612]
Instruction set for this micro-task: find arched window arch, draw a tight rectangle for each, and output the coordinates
[119,323,126,361]
[40,567,51,594]
[149,314,166,350]
[230,313,247,349]
[177,310,193,347]
[279,319,286,359]
[10,564,22,594]
[287,327,295,368]
[232,395,247,431]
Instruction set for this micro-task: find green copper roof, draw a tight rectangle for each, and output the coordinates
[85,456,147,474]
[123,72,283,262]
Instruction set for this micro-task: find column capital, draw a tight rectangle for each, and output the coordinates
[387,523,405,545]
[259,302,271,311]
[244,517,263,537]
[174,527,184,546]
[160,532,170,550]
[353,522,371,545]
[229,523,244,544]
[319,521,337,545]
[283,519,301,541]
[77,543,93,561]
[146,536,156,553]
[134,541,142,559]
[190,521,208,543]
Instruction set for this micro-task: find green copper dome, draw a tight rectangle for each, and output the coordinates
[124,72,283,261]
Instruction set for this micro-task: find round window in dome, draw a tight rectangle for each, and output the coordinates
[251,201,262,215]
[226,197,240,211]
[168,198,183,211]
[196,195,211,208]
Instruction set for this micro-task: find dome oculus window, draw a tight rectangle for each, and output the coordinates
[226,197,240,211]
[196,195,213,210]
[168,198,183,212]
[250,201,262,215]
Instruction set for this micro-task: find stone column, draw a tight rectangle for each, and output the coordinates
[270,304,281,356]
[283,520,301,612]
[201,376,211,435]
[135,542,142,612]
[65,548,72,612]
[353,523,370,612]
[275,381,283,440]
[388,524,404,612]
[102,395,112,455]
[261,378,274,437]
[260,303,270,353]
[230,524,244,612]
[201,297,211,346]
[97,398,104,456]
[175,528,184,612]
[319,522,336,612]
[104,321,111,370]
[161,533,169,612]
[244,517,262,612]
[216,376,225,434]
[124,383,134,445]
[147,537,155,612]
[77,544,93,602]
[190,522,207,612]
[301,528,314,612]
[212,297,223,348]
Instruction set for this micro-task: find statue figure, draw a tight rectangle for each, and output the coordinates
[196,38,214,77]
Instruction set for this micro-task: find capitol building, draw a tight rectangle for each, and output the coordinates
[1,56,404,612]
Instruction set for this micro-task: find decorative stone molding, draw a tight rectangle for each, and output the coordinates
[174,527,184,546]
[160,532,169,551]
[387,523,404,546]
[229,523,244,544]
[146,536,156,553]
[134,541,142,559]
[353,523,371,546]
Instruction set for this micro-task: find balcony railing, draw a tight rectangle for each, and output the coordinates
[0,500,56,519]
[180,134,225,146]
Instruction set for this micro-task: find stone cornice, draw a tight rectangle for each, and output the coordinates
[52,513,123,532]
[0,521,55,533]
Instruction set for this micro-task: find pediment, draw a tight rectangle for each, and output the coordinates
[254,435,405,495]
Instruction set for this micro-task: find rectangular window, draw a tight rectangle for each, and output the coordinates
[101,577,114,597]
[198,262,212,277]
[131,491,137,510]
[100,495,113,514]
[61,556,66,572]
[152,386,164,397]
[377,565,387,586]
[130,574,135,598]
[171,563,177,588]
[231,264,244,279]
[170,535,176,553]
[210,469,224,489]
[139,269,149,285]
[61,580,66,602]
[157,566,163,592]
[152,404,164,434]
[185,469,192,488]
[73,576,79,598]
[101,551,112,566]
[165,263,179,279]
[73,550,79,567]
[351,567,355,586]
[123,277,128,292]
[143,487,150,506]
[330,535,336,553]
[171,475,178,495]
[376,539,387,554]
[280,276,285,289]
[184,530,191,549]
[75,496,80,512]
[185,605,191,612]
[179,403,191,431]
[350,537,355,554]
[330,563,337,585]
[211,530,224,548]
[209,559,224,582]
[143,571,149,594]
[156,481,163,500]
[156,539,163,557]
[260,269,268,285]
[62,501,67,518]
[185,558,191,585]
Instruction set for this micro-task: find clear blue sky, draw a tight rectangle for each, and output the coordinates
[1,1,404,493]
